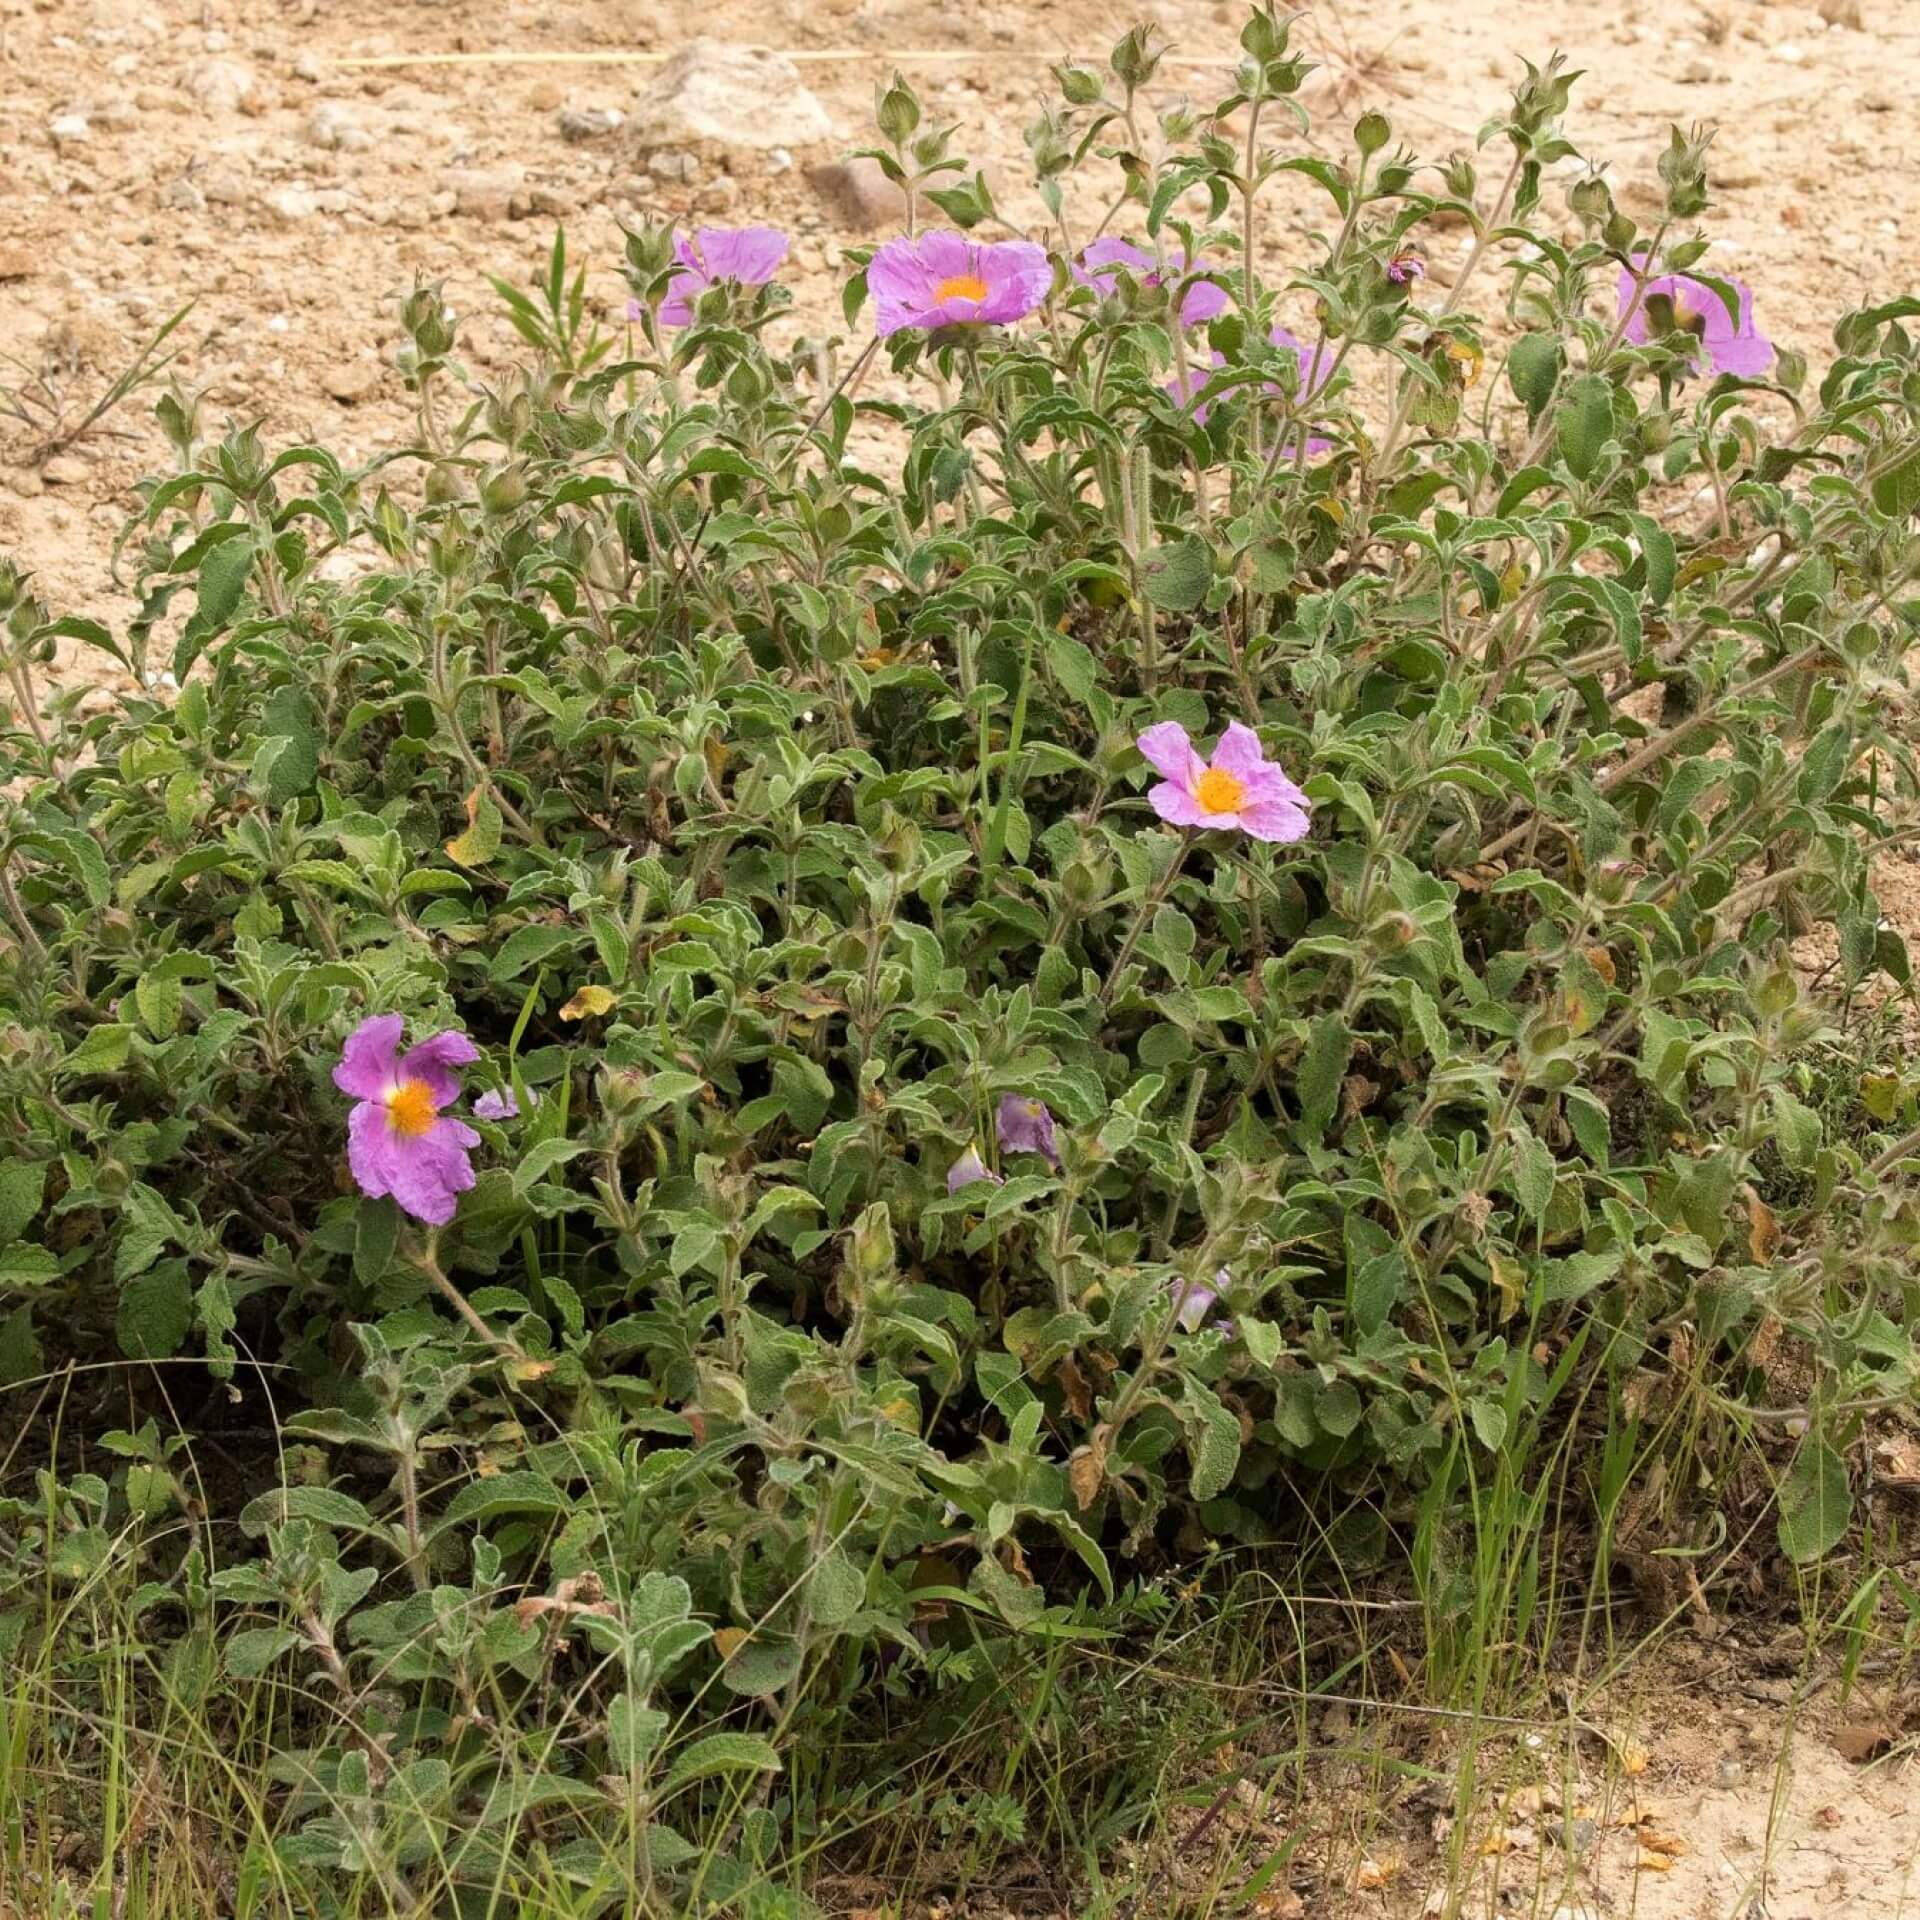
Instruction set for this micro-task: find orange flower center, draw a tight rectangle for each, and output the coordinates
[385,1078,438,1138]
[935,272,990,304]
[1194,767,1248,815]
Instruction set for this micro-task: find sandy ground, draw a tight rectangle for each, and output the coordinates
[1,1,1918,1911]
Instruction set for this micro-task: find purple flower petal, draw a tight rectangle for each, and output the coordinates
[1148,781,1220,829]
[473,1087,519,1122]
[947,1145,1004,1195]
[334,1013,405,1101]
[398,1030,480,1108]
[869,231,1051,337]
[658,225,789,327]
[1135,720,1205,788]
[346,1104,479,1225]
[995,1094,1061,1169]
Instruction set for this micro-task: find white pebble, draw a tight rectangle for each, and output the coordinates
[1774,41,1805,62]
[267,313,289,333]
[49,112,91,143]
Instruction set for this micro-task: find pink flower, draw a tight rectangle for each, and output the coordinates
[1385,252,1426,286]
[333,1013,482,1225]
[867,230,1052,336]
[947,1144,1004,1195]
[1073,237,1228,326]
[1617,258,1773,377]
[631,226,789,328]
[1165,327,1333,455]
[1136,721,1311,842]
[995,1095,1061,1170]
[474,1085,536,1122]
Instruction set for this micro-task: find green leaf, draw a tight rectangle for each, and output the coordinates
[438,1471,572,1530]
[62,1023,133,1079]
[1468,1399,1509,1451]
[1506,332,1563,424]
[1777,1438,1850,1565]
[1184,1379,1241,1501]
[805,1551,866,1629]
[0,1242,60,1289]
[1555,373,1613,482]
[135,972,183,1039]
[225,1627,302,1678]
[116,1184,184,1283]
[1141,536,1211,612]
[1295,1013,1352,1142]
[174,530,255,680]
[1870,441,1920,520]
[116,1262,194,1360]
[607,1692,669,1774]
[239,1486,377,1536]
[0,1160,48,1244]
[663,1731,784,1790]
[1507,1124,1556,1222]
[354,1196,399,1288]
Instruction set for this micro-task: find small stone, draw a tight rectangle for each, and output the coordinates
[1679,59,1719,82]
[185,57,255,112]
[163,175,205,212]
[628,39,835,168]
[133,86,174,112]
[528,78,564,111]
[323,361,381,404]
[513,184,579,219]
[292,50,324,82]
[109,52,141,76]
[648,148,698,185]
[306,101,372,151]
[202,167,250,206]
[92,95,139,129]
[692,176,740,216]
[1818,0,1863,24]
[558,106,622,142]
[805,155,906,232]
[42,453,91,486]
[1772,41,1805,62]
[1717,1759,1745,1788]
[8,467,46,499]
[265,186,321,221]
[0,244,34,280]
[443,168,519,220]
[1555,1817,1599,1855]
[49,112,91,144]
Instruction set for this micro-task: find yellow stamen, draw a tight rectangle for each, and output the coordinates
[935,272,990,304]
[386,1079,438,1138]
[1194,767,1248,815]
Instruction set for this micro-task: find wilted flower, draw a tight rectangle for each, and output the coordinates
[1385,252,1426,286]
[630,226,789,328]
[1136,720,1312,842]
[1172,1267,1232,1332]
[333,1013,482,1225]
[947,1144,1004,1195]
[1072,236,1228,326]
[474,1084,538,1122]
[868,230,1052,336]
[995,1094,1061,1170]
[1618,258,1773,377]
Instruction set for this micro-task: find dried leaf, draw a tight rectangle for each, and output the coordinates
[1354,1855,1403,1890]
[1745,1188,1780,1265]
[560,984,617,1021]
[446,784,504,866]
[1637,1849,1675,1873]
[1620,1738,1651,1775]
[1832,1722,1896,1763]
[1583,944,1618,985]
[1056,1352,1093,1421]
[1874,1439,1920,1488]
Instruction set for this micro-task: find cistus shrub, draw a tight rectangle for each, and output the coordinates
[2,14,1918,1906]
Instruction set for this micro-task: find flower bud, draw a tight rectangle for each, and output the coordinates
[1054,63,1103,106]
[1441,152,1477,200]
[480,464,529,515]
[876,71,921,144]
[1354,111,1391,157]
[1108,24,1162,90]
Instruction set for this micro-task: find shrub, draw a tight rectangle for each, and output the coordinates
[2,16,1919,1908]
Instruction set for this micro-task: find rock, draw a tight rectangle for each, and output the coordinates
[558,106,623,142]
[185,58,254,113]
[0,244,34,280]
[42,453,91,486]
[162,175,205,212]
[511,184,579,219]
[323,361,382,404]
[1717,1758,1745,1788]
[1817,0,1863,23]
[265,186,348,221]
[49,113,91,145]
[1772,40,1805,62]
[133,86,176,113]
[692,176,741,216]
[202,167,250,206]
[528,78,564,111]
[306,101,372,152]
[628,40,834,171]
[805,155,906,232]
[443,168,520,220]
[648,149,699,185]
[8,466,45,499]
[92,96,139,129]
[292,51,324,82]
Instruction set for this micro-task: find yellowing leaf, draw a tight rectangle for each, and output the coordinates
[713,1627,751,1661]
[1745,1188,1780,1265]
[559,985,616,1021]
[446,785,504,867]
[1621,1739,1650,1775]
